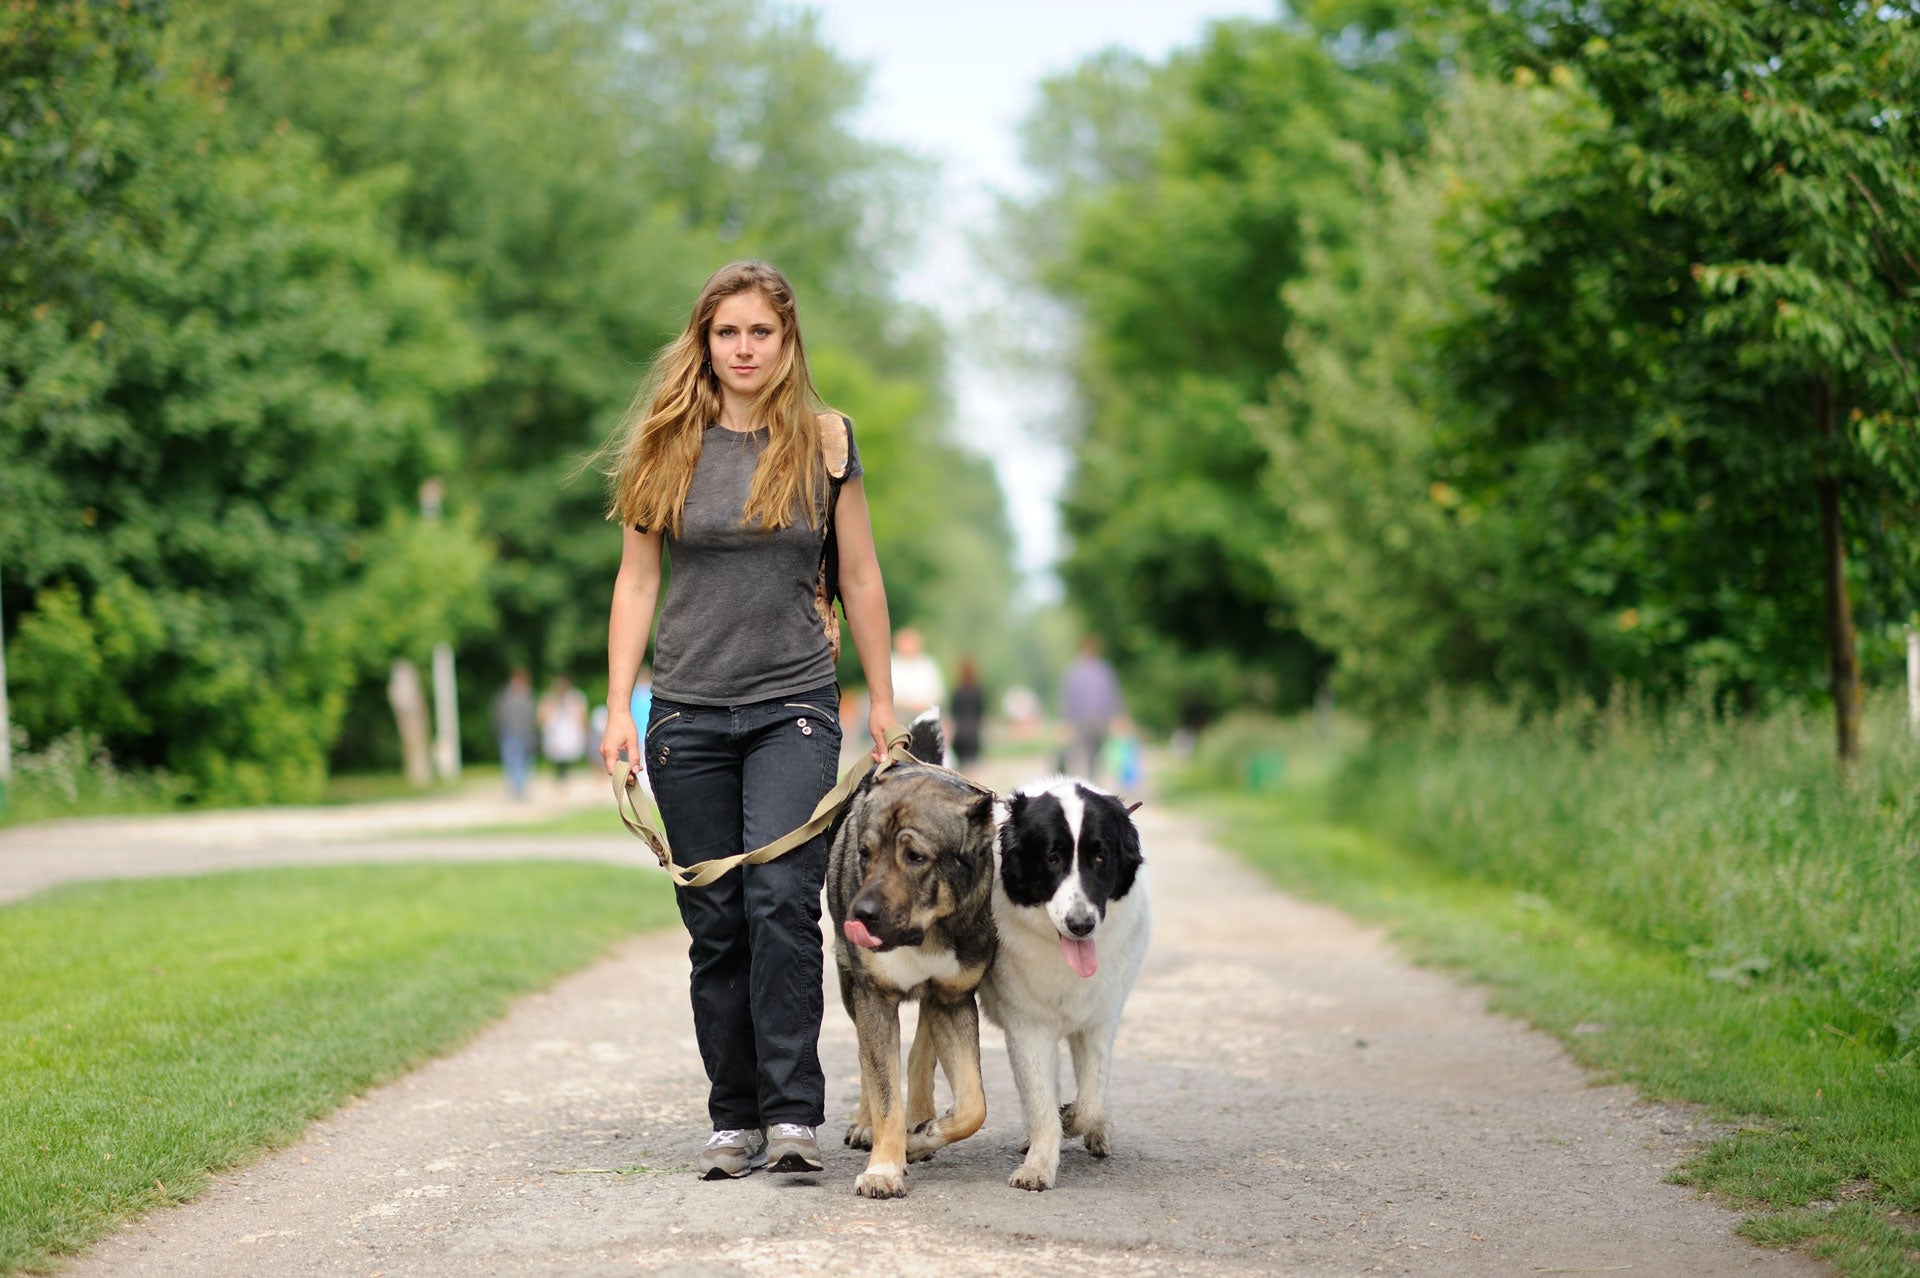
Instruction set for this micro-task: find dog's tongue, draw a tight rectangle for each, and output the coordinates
[843,919,884,950]
[1060,935,1098,978]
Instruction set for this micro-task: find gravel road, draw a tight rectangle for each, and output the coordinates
[10,776,1819,1276]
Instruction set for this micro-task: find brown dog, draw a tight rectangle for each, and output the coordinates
[825,713,997,1198]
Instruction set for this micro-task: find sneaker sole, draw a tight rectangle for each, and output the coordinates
[700,1153,767,1180]
[766,1153,823,1174]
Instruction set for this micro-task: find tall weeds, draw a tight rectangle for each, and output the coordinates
[1332,693,1920,1053]
[0,730,189,826]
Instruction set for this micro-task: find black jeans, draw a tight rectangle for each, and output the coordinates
[645,682,843,1130]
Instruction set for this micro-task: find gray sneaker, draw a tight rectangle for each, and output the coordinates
[698,1127,767,1180]
[765,1122,823,1173]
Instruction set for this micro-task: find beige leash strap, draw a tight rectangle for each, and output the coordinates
[612,722,915,889]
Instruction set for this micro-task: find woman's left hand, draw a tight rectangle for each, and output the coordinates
[868,703,902,764]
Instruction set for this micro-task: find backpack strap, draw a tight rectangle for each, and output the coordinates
[814,413,852,660]
[817,410,851,483]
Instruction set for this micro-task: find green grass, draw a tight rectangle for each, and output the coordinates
[1179,705,1920,1278]
[317,768,479,805]
[0,861,677,1275]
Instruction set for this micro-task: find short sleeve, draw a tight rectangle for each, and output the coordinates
[841,416,864,483]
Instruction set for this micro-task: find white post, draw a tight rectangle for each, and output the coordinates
[432,640,460,780]
[417,477,460,782]
[0,562,12,789]
[1907,626,1919,736]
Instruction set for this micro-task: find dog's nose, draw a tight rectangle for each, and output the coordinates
[853,899,883,928]
[1065,910,1097,939]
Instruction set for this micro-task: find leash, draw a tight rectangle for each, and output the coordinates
[612,722,924,889]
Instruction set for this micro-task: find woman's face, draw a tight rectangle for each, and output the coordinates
[708,291,784,405]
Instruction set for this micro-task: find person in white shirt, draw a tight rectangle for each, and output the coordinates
[889,626,945,725]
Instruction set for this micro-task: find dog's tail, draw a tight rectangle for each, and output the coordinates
[906,706,945,765]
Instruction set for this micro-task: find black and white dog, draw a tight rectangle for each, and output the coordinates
[979,777,1149,1191]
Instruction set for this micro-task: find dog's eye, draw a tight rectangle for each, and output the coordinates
[903,849,928,867]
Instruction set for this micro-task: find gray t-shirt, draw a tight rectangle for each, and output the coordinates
[648,421,862,706]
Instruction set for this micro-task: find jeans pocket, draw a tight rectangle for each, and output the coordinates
[646,708,683,772]
[782,700,839,728]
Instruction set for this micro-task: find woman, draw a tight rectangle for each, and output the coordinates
[597,261,899,1181]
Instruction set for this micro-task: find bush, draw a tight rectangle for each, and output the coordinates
[1332,691,1920,1051]
[0,730,189,826]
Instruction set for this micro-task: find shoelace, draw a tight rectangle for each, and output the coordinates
[705,1128,751,1148]
[770,1123,814,1139]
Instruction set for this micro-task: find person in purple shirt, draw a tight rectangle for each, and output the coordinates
[1060,636,1123,783]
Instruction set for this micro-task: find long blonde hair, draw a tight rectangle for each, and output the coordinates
[605,261,829,536]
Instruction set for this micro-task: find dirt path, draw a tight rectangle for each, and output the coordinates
[24,779,1818,1276]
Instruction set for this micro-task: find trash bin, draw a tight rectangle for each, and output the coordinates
[1246,750,1285,792]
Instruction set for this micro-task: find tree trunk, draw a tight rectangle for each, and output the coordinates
[1815,378,1861,765]
[388,658,434,788]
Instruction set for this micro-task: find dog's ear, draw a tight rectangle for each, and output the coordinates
[1108,795,1145,899]
[955,794,998,896]
[968,792,995,828]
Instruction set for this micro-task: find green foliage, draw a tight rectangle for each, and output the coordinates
[1016,17,1425,729]
[0,731,191,827]
[4,0,1016,802]
[1268,70,1624,712]
[0,861,675,1273]
[172,0,1010,743]
[1428,5,1920,706]
[1333,692,1920,1053]
[1030,3,1920,729]
[1,2,489,802]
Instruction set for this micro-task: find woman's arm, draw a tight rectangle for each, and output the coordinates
[831,477,900,761]
[601,524,664,781]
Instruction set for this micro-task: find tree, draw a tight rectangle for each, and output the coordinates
[1012,19,1415,726]
[1451,2,1920,756]
[1,1,488,800]
[1265,71,1614,713]
[171,0,1011,752]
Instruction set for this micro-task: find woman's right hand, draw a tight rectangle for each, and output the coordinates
[600,707,641,783]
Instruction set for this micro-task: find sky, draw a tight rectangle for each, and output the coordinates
[804,0,1279,601]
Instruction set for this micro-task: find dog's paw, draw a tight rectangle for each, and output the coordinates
[1060,1102,1109,1154]
[843,1123,873,1150]
[854,1167,908,1199]
[1008,1163,1054,1192]
[906,1119,945,1162]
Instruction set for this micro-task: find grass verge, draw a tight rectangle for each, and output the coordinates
[0,861,676,1275]
[1179,729,1920,1278]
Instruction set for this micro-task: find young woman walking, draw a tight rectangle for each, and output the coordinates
[597,261,900,1179]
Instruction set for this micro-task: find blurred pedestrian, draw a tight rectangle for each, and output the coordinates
[596,260,902,1180]
[491,668,536,800]
[538,674,589,788]
[1061,636,1123,783]
[890,626,944,725]
[950,656,986,774]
